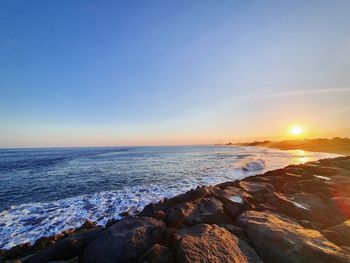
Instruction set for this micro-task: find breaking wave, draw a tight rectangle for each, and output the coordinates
[238,156,268,171]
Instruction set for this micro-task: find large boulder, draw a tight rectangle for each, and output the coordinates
[27,227,104,263]
[173,224,262,263]
[289,193,343,226]
[265,192,343,228]
[236,211,350,263]
[81,217,166,263]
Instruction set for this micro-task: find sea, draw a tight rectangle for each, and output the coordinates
[0,145,340,249]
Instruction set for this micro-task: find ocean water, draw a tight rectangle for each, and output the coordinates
[0,145,340,249]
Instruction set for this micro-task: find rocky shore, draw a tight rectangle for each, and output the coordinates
[2,156,350,263]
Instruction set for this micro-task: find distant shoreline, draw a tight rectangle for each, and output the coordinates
[228,137,350,156]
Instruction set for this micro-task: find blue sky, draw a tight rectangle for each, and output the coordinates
[1,1,350,147]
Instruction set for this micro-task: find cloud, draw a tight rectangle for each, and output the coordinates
[260,87,350,99]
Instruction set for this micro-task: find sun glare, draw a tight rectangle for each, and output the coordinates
[291,125,303,136]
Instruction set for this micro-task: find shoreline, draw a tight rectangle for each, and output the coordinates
[2,146,337,250]
[233,137,350,156]
[2,156,350,262]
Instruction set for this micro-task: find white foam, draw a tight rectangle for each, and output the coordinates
[237,156,268,171]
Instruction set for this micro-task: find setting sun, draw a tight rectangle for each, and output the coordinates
[291,125,303,136]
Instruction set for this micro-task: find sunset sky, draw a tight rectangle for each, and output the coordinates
[1,1,350,147]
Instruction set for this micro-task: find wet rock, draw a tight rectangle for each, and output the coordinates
[138,244,170,263]
[81,217,166,263]
[32,236,56,251]
[236,210,350,263]
[76,220,98,231]
[173,224,262,263]
[26,227,103,263]
[105,218,119,228]
[322,220,350,247]
[2,242,31,260]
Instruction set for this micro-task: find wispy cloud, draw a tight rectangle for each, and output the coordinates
[260,87,350,99]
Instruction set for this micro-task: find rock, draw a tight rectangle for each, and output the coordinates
[138,244,170,263]
[322,220,350,247]
[215,186,248,199]
[219,196,243,220]
[140,203,164,217]
[186,198,233,225]
[265,191,343,228]
[32,236,56,251]
[215,186,252,216]
[166,201,198,227]
[152,210,167,222]
[167,186,219,206]
[81,217,166,263]
[290,193,343,226]
[284,178,327,193]
[26,227,103,263]
[140,186,219,220]
[105,218,119,228]
[119,211,131,217]
[173,224,262,263]
[239,181,274,193]
[218,224,245,237]
[2,242,31,260]
[236,210,350,263]
[330,197,350,218]
[76,220,98,231]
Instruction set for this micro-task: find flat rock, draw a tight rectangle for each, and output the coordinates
[236,210,350,263]
[173,224,262,263]
[81,217,166,263]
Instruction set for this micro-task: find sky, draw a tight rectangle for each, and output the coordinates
[0,1,350,147]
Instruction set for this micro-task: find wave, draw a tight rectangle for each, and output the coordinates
[236,156,268,171]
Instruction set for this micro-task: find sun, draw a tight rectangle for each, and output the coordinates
[290,125,303,136]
